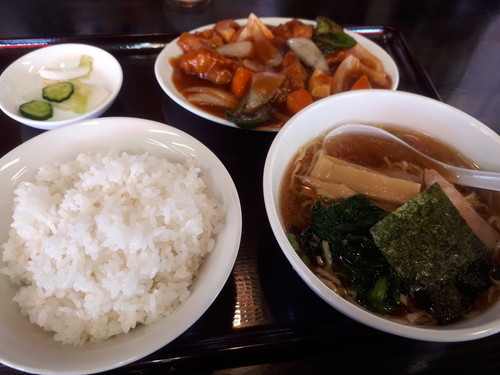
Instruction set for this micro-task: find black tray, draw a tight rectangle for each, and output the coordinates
[0,27,442,374]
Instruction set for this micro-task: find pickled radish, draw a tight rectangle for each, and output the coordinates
[39,65,91,81]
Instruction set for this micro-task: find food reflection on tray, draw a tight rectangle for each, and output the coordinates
[155,14,399,131]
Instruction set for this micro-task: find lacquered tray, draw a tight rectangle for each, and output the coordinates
[0,27,442,374]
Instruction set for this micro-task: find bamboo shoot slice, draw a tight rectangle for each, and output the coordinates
[299,176,357,200]
[310,154,421,205]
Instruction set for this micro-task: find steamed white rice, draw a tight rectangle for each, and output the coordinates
[1,149,222,345]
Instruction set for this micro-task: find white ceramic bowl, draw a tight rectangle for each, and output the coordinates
[263,90,500,342]
[0,43,123,130]
[0,117,242,374]
[155,17,399,131]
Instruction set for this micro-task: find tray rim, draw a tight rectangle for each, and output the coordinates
[0,26,440,101]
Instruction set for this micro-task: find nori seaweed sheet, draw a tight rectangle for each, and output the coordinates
[370,183,497,324]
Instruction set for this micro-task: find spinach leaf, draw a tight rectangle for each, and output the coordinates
[298,195,400,312]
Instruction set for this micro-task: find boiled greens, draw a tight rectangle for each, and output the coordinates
[293,183,498,325]
[297,195,401,312]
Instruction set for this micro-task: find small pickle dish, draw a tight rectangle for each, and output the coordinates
[0,43,122,130]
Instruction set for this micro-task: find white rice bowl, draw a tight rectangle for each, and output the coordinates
[2,149,222,345]
[0,117,242,374]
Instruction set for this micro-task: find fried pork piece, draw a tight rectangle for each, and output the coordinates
[275,51,309,103]
[273,19,314,39]
[308,68,333,98]
[177,29,225,52]
[214,19,241,42]
[179,48,235,85]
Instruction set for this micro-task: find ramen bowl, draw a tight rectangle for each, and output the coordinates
[263,89,500,342]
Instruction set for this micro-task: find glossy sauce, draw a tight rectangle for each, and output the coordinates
[170,56,292,130]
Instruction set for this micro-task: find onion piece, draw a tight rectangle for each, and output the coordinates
[253,32,283,67]
[332,54,388,93]
[287,38,330,74]
[235,13,274,42]
[241,71,285,113]
[231,13,282,67]
[349,43,384,72]
[241,59,267,72]
[183,86,238,109]
[216,41,254,57]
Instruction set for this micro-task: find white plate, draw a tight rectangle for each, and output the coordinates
[154,17,399,131]
[0,43,123,130]
[0,117,242,374]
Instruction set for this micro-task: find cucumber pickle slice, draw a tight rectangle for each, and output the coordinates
[19,100,53,121]
[42,82,74,103]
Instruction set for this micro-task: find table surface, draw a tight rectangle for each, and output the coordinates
[0,1,499,374]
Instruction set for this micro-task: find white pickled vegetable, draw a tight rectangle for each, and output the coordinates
[39,65,91,81]
[84,84,110,112]
[56,82,109,114]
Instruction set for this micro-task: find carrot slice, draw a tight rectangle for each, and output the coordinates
[286,88,314,114]
[231,67,253,99]
[350,74,372,90]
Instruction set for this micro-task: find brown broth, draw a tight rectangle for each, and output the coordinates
[279,125,500,325]
[280,125,478,232]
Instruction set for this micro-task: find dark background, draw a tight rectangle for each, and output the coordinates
[1,0,498,131]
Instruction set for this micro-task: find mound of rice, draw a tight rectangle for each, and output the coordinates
[1,150,222,345]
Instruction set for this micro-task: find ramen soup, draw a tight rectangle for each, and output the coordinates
[281,125,500,326]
